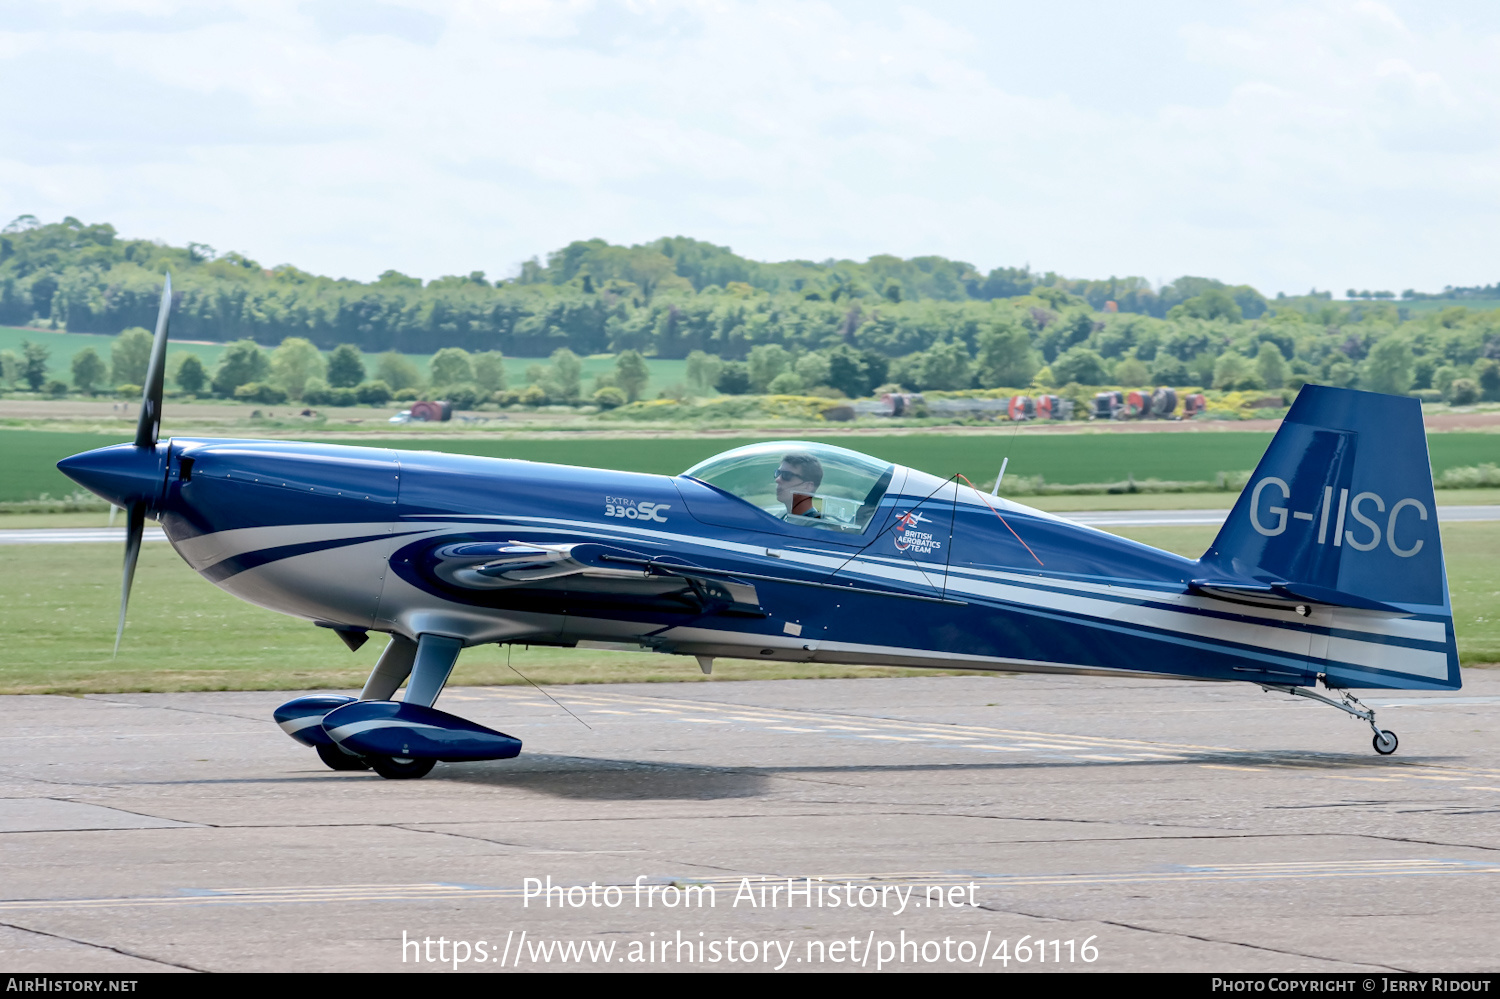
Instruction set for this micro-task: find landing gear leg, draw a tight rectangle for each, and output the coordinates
[1262,682,1397,755]
[360,635,418,701]
[402,634,463,708]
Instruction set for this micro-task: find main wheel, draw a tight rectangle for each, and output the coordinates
[316,741,371,771]
[1372,730,1399,755]
[369,755,436,780]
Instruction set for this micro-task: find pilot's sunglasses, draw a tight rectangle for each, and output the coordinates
[773,469,804,482]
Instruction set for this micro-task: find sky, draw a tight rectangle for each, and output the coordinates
[2,0,1498,296]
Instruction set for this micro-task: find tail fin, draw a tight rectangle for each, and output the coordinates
[1198,385,1458,690]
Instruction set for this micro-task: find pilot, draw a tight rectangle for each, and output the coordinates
[775,452,823,519]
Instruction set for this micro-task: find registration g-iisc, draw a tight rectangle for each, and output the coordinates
[605,496,670,522]
[1248,477,1428,557]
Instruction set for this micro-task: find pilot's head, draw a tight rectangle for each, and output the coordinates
[775,452,823,516]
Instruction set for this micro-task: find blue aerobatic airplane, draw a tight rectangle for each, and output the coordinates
[58,279,1460,778]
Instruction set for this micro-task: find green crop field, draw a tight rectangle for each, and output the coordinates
[0,326,228,371]
[1,521,1493,695]
[3,427,1496,505]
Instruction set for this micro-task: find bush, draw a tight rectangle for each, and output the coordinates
[592,386,627,409]
[175,353,208,395]
[804,385,846,399]
[234,382,289,405]
[110,328,153,387]
[613,350,648,401]
[430,347,475,387]
[373,352,420,392]
[117,383,141,399]
[598,394,843,424]
[821,404,856,421]
[440,382,482,410]
[715,361,752,395]
[71,347,107,394]
[767,371,804,394]
[1149,356,1193,386]
[1052,347,1109,386]
[1448,378,1480,405]
[355,380,392,406]
[518,385,548,407]
[44,379,69,397]
[326,344,366,388]
[329,387,358,407]
[492,390,521,407]
[211,339,270,398]
[1479,359,1500,401]
[1435,463,1500,488]
[301,379,334,406]
[393,387,421,402]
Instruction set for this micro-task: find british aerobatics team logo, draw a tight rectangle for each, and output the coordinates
[893,511,941,555]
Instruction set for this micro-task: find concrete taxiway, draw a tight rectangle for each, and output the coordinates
[2,672,1498,973]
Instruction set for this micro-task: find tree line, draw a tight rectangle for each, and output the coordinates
[2,215,1498,406]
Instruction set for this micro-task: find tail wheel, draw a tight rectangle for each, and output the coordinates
[316,742,371,771]
[370,755,436,780]
[1372,730,1399,755]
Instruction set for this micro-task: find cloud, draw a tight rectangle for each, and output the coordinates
[0,0,1497,295]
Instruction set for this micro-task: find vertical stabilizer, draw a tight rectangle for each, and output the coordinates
[1198,385,1458,689]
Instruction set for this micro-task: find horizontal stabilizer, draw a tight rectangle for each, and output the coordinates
[1188,578,1406,614]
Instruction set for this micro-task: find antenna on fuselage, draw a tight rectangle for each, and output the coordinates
[990,457,1008,496]
[992,392,1029,496]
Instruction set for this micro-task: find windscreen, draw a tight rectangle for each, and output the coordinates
[682,440,895,535]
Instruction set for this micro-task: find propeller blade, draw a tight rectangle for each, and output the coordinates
[116,274,170,652]
[114,502,145,657]
[135,273,173,449]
